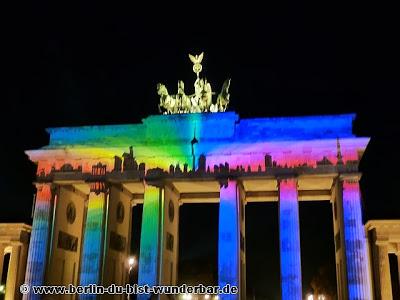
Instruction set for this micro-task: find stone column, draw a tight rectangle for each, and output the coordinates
[136,183,181,300]
[218,180,244,300]
[101,184,133,295]
[0,244,5,283]
[5,244,21,300]
[336,176,372,300]
[398,248,400,295]
[138,185,163,300]
[79,191,107,300]
[45,185,87,290]
[278,178,302,300]
[159,184,180,288]
[238,182,246,300]
[17,237,30,300]
[374,245,393,300]
[23,183,53,300]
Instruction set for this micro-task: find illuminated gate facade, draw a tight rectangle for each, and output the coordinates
[23,111,373,300]
[22,53,373,300]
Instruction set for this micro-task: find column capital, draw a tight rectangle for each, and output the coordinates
[51,181,94,197]
[236,179,245,190]
[144,177,165,188]
[276,177,299,189]
[375,241,390,247]
[5,242,23,247]
[34,182,55,191]
[34,182,51,187]
[338,173,361,182]
[276,175,299,182]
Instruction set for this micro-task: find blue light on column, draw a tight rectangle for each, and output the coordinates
[23,184,52,300]
[79,192,106,300]
[218,181,239,300]
[342,180,372,299]
[279,178,302,300]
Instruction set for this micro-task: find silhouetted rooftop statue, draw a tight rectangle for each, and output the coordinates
[317,156,333,166]
[53,164,82,173]
[122,146,138,171]
[265,154,273,169]
[337,138,344,165]
[198,154,206,173]
[113,156,122,172]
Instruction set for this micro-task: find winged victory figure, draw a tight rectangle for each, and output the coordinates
[188,52,204,78]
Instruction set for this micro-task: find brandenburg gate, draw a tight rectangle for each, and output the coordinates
[23,54,373,299]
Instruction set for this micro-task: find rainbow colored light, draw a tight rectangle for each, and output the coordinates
[279,179,302,300]
[218,181,239,300]
[24,112,371,297]
[137,186,163,300]
[27,113,368,175]
[79,192,106,299]
[23,184,52,300]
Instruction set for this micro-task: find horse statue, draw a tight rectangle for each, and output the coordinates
[189,78,203,113]
[198,79,213,112]
[157,83,176,114]
[177,80,191,113]
[216,78,231,112]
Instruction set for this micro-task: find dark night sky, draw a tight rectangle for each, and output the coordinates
[2,2,400,298]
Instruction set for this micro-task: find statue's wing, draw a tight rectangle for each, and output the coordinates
[198,52,204,63]
[189,54,197,64]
